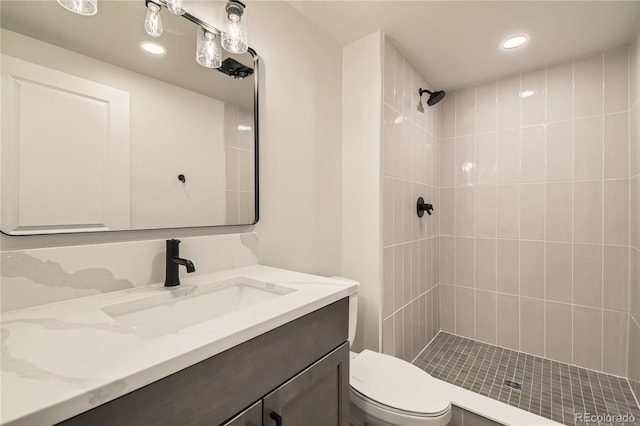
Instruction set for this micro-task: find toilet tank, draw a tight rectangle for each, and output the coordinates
[330,277,359,347]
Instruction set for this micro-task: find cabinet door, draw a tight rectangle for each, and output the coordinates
[222,401,262,426]
[263,343,349,426]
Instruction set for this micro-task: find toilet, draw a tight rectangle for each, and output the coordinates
[347,292,452,426]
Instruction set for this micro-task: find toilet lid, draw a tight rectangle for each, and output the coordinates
[350,350,450,416]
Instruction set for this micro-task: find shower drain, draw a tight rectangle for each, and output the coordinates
[503,379,522,391]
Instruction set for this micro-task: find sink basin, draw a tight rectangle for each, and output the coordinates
[101,277,295,338]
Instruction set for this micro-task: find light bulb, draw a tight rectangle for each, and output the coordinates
[221,1,248,54]
[144,2,163,37]
[56,0,97,16]
[196,28,222,69]
[166,0,184,15]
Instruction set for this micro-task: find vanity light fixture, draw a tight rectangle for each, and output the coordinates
[196,27,222,69]
[501,35,528,49]
[144,1,163,37]
[166,0,185,15]
[222,0,248,54]
[56,0,97,16]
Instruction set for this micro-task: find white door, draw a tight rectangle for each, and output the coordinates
[1,54,131,234]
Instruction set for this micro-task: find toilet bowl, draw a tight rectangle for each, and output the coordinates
[340,284,451,426]
[349,350,452,426]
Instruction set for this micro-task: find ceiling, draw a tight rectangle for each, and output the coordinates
[288,1,640,90]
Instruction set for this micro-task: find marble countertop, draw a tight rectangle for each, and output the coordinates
[0,265,358,425]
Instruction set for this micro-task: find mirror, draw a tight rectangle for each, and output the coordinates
[0,0,258,235]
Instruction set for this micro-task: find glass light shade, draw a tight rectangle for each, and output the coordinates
[144,3,163,37]
[196,28,222,69]
[166,0,184,15]
[221,1,248,54]
[56,0,97,16]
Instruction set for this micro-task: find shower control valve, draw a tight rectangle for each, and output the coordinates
[417,197,434,217]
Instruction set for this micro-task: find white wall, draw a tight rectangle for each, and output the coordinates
[1,2,343,282]
[189,1,343,276]
[342,32,383,352]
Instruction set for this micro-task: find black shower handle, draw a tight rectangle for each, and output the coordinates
[417,197,434,217]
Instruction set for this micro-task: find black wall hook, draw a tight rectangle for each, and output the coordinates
[178,174,186,183]
[417,197,434,217]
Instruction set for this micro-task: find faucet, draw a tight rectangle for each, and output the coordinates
[164,239,195,287]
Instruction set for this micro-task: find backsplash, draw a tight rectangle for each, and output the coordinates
[0,233,258,312]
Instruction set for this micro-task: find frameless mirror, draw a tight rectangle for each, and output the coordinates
[0,0,258,235]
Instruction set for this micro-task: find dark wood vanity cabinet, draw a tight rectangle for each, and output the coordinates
[58,298,349,426]
[223,343,349,426]
[262,343,349,426]
[222,401,262,426]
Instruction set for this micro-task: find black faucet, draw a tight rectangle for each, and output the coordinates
[164,239,195,287]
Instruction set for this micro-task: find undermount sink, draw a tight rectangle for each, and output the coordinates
[101,277,296,338]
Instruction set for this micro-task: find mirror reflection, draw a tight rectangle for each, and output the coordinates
[0,0,258,235]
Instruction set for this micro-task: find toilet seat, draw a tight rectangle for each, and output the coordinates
[350,350,451,424]
[350,387,450,418]
[350,388,451,426]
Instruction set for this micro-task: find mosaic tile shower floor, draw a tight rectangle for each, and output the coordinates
[414,333,640,426]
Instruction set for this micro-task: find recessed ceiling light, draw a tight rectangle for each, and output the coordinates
[140,41,166,56]
[501,35,528,50]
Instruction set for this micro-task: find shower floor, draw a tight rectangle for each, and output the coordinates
[414,332,640,426]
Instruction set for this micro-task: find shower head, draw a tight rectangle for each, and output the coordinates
[419,88,446,106]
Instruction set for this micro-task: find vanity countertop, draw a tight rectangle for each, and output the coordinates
[0,265,358,425]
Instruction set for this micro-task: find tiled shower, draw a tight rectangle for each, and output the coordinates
[379,25,639,424]
[438,45,630,376]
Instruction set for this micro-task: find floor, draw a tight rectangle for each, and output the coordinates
[414,332,640,426]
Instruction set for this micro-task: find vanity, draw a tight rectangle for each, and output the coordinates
[1,265,357,425]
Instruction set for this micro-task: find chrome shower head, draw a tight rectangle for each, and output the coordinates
[419,88,446,106]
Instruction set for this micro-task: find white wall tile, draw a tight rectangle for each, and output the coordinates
[574,53,604,118]
[456,86,476,136]
[441,90,456,139]
[475,81,497,133]
[604,112,630,179]
[497,75,520,130]
[520,125,546,183]
[604,46,629,114]
[475,132,497,184]
[496,129,520,184]
[455,135,475,186]
[574,116,603,180]
[521,68,545,126]
[547,62,573,123]
[546,120,573,182]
